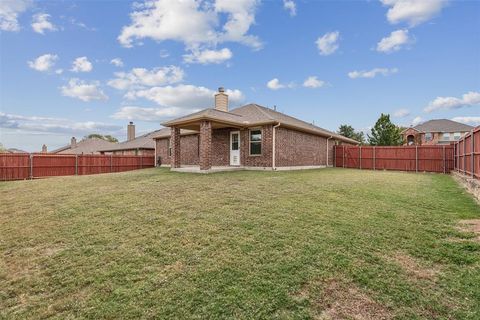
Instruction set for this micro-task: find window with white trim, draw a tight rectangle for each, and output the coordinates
[425,132,432,142]
[168,138,172,157]
[249,129,262,155]
[453,132,461,140]
[442,132,451,141]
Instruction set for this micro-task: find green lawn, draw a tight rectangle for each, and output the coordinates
[1,168,479,319]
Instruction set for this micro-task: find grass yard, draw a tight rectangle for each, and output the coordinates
[1,168,479,319]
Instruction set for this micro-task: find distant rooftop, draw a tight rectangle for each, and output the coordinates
[412,119,473,133]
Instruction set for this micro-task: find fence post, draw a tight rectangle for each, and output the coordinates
[110,154,113,173]
[29,154,33,180]
[342,145,345,168]
[464,135,467,175]
[415,146,418,173]
[140,155,143,169]
[442,145,446,174]
[333,145,336,167]
[373,146,376,170]
[472,130,475,178]
[359,146,362,169]
[75,155,78,175]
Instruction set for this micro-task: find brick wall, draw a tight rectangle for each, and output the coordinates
[211,128,230,166]
[156,124,344,168]
[155,135,199,166]
[241,125,273,167]
[275,127,328,167]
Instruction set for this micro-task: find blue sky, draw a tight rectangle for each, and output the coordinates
[1,0,479,151]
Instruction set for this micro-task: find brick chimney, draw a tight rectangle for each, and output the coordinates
[214,87,228,112]
[71,137,77,148]
[42,144,47,153]
[127,122,135,141]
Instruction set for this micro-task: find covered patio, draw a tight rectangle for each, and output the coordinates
[165,110,248,171]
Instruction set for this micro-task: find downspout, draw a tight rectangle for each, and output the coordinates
[272,122,281,170]
[326,136,333,167]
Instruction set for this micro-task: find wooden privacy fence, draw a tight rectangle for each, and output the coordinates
[334,145,454,173]
[0,154,155,181]
[454,126,479,179]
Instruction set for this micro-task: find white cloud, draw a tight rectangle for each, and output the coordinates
[61,78,108,102]
[55,69,63,74]
[380,0,447,27]
[0,112,121,135]
[110,58,124,67]
[118,0,261,50]
[71,56,93,73]
[451,116,480,126]
[183,48,232,64]
[303,76,325,88]
[31,13,57,34]
[0,0,31,31]
[316,31,340,56]
[112,106,198,121]
[412,116,423,126]
[376,29,410,53]
[108,65,184,90]
[393,108,410,117]
[27,53,58,72]
[127,84,244,109]
[424,91,480,113]
[348,67,398,79]
[283,0,296,17]
[267,78,295,90]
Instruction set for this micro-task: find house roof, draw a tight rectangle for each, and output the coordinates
[6,148,28,153]
[52,138,117,154]
[411,119,473,133]
[99,130,162,152]
[162,103,359,144]
[150,128,198,139]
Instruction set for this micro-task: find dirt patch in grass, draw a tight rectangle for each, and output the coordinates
[388,252,439,281]
[458,219,480,242]
[298,279,392,320]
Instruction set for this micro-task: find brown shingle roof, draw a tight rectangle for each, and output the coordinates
[98,130,161,152]
[162,103,359,144]
[412,119,473,133]
[53,138,117,154]
[150,128,198,139]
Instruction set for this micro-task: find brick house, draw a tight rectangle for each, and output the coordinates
[99,122,156,156]
[154,87,358,172]
[402,119,473,146]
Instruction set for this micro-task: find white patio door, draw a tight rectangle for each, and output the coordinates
[230,131,240,166]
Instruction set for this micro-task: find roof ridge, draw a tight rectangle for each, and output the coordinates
[208,108,244,117]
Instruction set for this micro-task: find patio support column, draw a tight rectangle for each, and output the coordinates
[171,126,181,168]
[199,120,212,170]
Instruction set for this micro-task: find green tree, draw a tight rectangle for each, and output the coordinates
[85,134,118,143]
[85,133,118,143]
[368,114,403,146]
[338,124,365,144]
[0,142,6,152]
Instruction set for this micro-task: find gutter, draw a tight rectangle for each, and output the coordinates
[326,136,333,167]
[272,122,281,170]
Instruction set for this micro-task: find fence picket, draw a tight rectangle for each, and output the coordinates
[0,154,155,181]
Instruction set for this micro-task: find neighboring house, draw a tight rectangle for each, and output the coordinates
[402,119,473,146]
[155,87,358,172]
[51,137,117,154]
[3,148,28,153]
[99,122,157,156]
